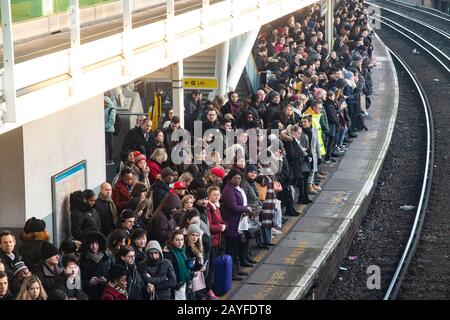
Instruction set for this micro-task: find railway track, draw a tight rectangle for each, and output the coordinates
[369,0,450,30]
[327,2,449,299]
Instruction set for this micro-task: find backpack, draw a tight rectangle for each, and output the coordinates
[108,108,121,136]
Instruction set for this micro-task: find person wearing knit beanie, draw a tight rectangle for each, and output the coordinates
[41,241,60,261]
[23,217,46,234]
[187,223,203,236]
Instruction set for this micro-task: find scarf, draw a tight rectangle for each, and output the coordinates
[230,101,240,118]
[86,251,105,264]
[98,193,119,226]
[170,247,191,283]
[66,274,82,290]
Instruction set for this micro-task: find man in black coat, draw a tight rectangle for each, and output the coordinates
[151,167,175,210]
[138,240,176,300]
[0,231,22,284]
[122,118,153,156]
[150,193,181,246]
[32,241,63,300]
[95,182,119,238]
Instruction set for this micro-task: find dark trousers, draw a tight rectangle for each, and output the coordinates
[279,184,296,215]
[225,235,240,268]
[296,172,310,202]
[105,132,113,161]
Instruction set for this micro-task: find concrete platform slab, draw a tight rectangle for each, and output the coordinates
[230,283,296,300]
[305,203,350,219]
[264,246,322,267]
[322,179,366,192]
[279,231,332,249]
[292,216,344,234]
[245,264,309,286]
[312,191,356,205]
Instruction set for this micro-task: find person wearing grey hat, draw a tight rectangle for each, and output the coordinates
[138,240,176,300]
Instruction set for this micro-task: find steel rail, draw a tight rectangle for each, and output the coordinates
[381,45,434,300]
[367,1,450,39]
[371,16,450,73]
[384,0,450,22]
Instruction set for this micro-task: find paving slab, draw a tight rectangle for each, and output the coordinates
[230,283,297,300]
[322,178,367,192]
[264,246,323,267]
[292,216,344,234]
[279,231,332,249]
[245,264,309,286]
[305,203,350,219]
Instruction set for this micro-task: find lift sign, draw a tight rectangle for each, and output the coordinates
[183,77,218,89]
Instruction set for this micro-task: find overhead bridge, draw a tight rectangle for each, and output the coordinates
[0,0,318,134]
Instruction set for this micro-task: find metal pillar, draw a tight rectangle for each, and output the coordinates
[122,0,133,75]
[215,41,230,97]
[325,0,334,50]
[172,61,185,129]
[69,0,81,97]
[226,28,259,92]
[1,1,17,122]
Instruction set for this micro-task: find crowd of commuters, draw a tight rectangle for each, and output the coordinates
[0,0,375,301]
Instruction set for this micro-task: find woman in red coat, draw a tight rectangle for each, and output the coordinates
[100,264,128,300]
[147,148,168,184]
[205,186,226,300]
[113,167,135,213]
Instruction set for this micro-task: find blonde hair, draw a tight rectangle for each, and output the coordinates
[185,229,204,258]
[178,172,194,184]
[16,275,47,300]
[150,148,168,164]
[182,195,195,208]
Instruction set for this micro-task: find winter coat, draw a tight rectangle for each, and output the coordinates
[281,130,306,179]
[54,273,88,300]
[138,241,177,300]
[117,260,146,300]
[19,231,50,272]
[79,231,110,300]
[100,283,128,300]
[304,107,326,156]
[70,197,101,242]
[206,202,226,248]
[0,250,21,282]
[147,159,162,184]
[95,197,118,237]
[104,105,116,133]
[122,127,151,156]
[33,263,64,300]
[240,178,263,216]
[151,179,170,210]
[150,192,181,246]
[112,179,132,213]
[220,183,247,238]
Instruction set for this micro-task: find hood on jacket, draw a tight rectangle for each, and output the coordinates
[145,240,163,258]
[70,190,89,212]
[20,231,50,242]
[160,192,182,211]
[280,129,294,142]
[80,231,107,252]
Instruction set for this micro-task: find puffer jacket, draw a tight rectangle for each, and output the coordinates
[138,241,177,300]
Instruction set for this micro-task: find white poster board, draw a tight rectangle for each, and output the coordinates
[51,161,87,247]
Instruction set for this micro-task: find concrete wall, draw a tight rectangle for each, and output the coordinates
[21,94,106,239]
[0,127,26,228]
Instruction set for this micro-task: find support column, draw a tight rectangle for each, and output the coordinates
[69,0,81,97]
[172,61,185,129]
[215,41,230,97]
[325,0,334,51]
[122,0,133,75]
[1,1,17,122]
[166,0,175,60]
[226,28,259,92]
[201,0,210,44]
